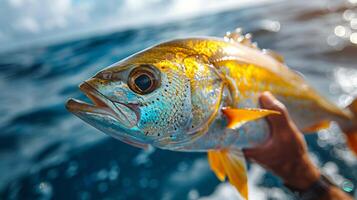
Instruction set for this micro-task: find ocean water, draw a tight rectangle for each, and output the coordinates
[1,0,357,199]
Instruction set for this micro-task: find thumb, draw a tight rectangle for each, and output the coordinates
[259,92,295,135]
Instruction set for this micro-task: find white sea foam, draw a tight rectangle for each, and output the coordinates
[198,164,289,200]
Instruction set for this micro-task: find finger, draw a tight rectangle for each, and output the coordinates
[243,131,275,158]
[259,92,294,134]
[243,148,261,158]
[245,92,296,158]
[260,92,289,121]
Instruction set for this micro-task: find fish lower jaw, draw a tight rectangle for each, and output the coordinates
[66,82,138,128]
[66,98,119,120]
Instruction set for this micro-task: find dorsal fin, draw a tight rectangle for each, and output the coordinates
[224,28,258,49]
[224,28,285,63]
[262,49,285,63]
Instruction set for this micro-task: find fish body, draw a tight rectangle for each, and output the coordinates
[66,31,357,199]
[150,37,355,152]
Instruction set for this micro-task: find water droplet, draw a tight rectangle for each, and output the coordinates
[327,35,339,46]
[133,146,155,166]
[322,161,338,174]
[318,130,330,140]
[188,189,199,200]
[97,169,108,180]
[37,182,53,199]
[351,19,357,29]
[350,32,357,44]
[66,161,78,178]
[343,10,355,21]
[334,25,346,37]
[108,166,119,181]
[261,20,281,32]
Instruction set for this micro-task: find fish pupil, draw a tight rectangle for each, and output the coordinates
[135,74,151,91]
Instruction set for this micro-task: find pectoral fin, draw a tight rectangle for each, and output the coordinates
[222,107,280,129]
[208,149,248,199]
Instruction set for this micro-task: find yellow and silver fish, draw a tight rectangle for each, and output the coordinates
[66,29,357,199]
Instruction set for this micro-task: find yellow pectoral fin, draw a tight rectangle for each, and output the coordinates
[208,149,248,200]
[222,107,280,129]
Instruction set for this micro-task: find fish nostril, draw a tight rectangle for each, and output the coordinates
[95,71,112,80]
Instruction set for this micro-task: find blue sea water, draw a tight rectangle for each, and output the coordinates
[1,0,357,199]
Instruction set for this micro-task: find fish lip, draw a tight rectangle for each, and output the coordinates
[66,82,139,128]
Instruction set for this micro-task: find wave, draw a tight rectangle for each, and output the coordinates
[0,0,278,53]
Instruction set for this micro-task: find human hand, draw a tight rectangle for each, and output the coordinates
[243,92,320,189]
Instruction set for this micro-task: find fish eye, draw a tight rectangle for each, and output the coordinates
[128,65,161,95]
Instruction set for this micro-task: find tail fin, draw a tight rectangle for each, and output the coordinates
[345,98,357,156]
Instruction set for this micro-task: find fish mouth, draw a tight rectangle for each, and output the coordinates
[66,82,139,128]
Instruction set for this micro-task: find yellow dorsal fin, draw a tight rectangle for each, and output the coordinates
[224,28,258,49]
[222,107,280,129]
[263,49,285,63]
[208,149,248,199]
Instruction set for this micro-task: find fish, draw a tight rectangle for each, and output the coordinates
[66,29,357,199]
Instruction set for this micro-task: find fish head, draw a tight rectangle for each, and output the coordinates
[66,40,224,149]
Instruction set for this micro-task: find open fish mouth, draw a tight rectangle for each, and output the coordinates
[66,82,139,128]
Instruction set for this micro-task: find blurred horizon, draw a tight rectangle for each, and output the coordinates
[0,0,277,53]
